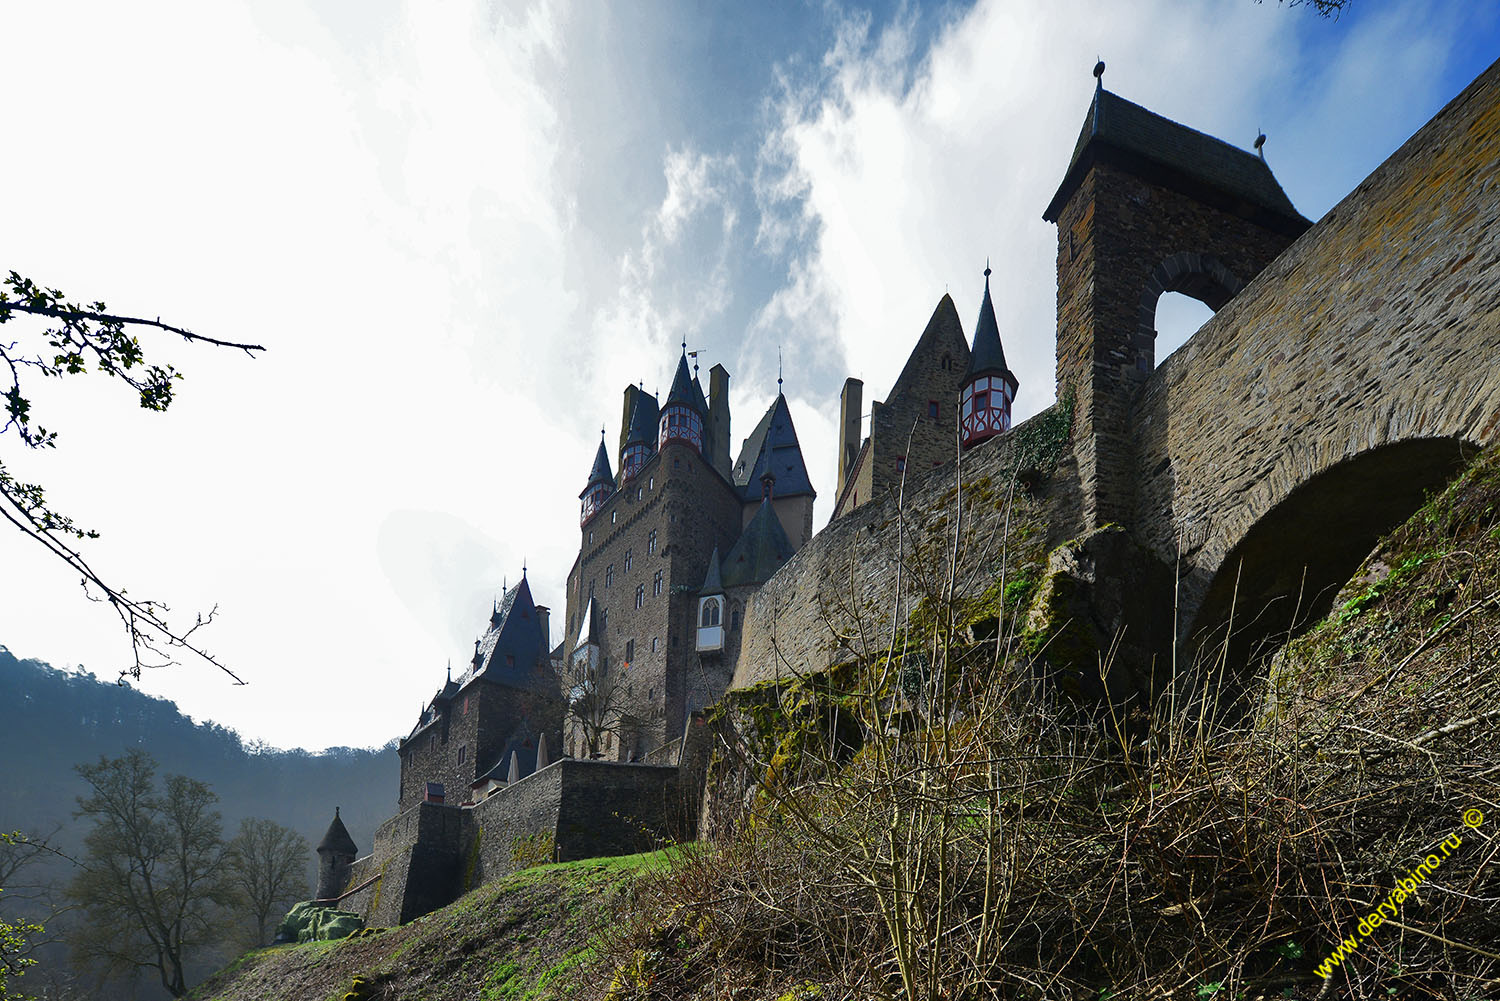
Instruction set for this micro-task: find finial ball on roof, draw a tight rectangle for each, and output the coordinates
[1254,132,1266,150]
[1093,59,1105,80]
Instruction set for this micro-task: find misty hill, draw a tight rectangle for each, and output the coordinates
[0,647,398,871]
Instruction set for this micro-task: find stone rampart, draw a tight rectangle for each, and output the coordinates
[732,405,1081,690]
[1130,57,1500,640]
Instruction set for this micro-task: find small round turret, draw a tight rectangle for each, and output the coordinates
[960,263,1019,450]
[579,429,616,526]
[315,807,359,901]
[658,347,705,454]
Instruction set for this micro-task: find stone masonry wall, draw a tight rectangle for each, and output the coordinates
[1130,56,1500,634]
[733,407,1082,689]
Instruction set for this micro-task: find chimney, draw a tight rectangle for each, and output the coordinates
[618,384,640,476]
[535,605,551,659]
[838,378,864,494]
[708,363,731,476]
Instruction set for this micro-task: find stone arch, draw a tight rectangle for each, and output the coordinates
[1134,252,1245,372]
[1185,437,1480,678]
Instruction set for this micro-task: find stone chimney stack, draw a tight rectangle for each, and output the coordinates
[535,605,550,658]
[617,384,640,475]
[838,377,864,495]
[708,363,732,477]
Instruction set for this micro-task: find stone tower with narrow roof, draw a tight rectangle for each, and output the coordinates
[1043,62,1310,530]
[564,345,816,761]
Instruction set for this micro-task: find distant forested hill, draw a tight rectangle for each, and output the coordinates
[0,645,398,870]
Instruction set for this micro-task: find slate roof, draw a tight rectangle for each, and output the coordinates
[624,391,660,445]
[476,736,539,784]
[965,269,1018,390]
[469,576,553,692]
[581,437,614,496]
[722,497,797,588]
[316,809,358,856]
[731,394,816,502]
[1044,88,1308,229]
[664,352,704,413]
[700,547,723,595]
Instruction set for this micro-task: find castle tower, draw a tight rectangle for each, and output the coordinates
[315,808,358,901]
[960,264,1019,450]
[658,349,706,453]
[579,432,616,526]
[731,391,817,547]
[1042,62,1310,528]
[621,390,659,481]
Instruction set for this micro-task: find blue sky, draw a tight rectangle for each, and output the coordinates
[1,0,1496,750]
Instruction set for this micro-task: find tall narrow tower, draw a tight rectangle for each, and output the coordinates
[959,264,1019,450]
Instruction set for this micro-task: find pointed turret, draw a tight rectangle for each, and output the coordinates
[732,394,816,502]
[315,808,359,901]
[960,265,1020,450]
[695,547,726,653]
[621,391,659,481]
[579,431,616,526]
[700,547,723,595]
[659,348,705,453]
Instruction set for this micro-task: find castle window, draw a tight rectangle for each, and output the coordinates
[928,400,939,419]
[974,390,989,411]
[648,530,657,555]
[462,696,469,716]
[624,550,633,572]
[651,637,659,653]
[625,639,634,663]
[588,530,594,544]
[635,584,644,609]
[700,599,721,627]
[601,608,608,629]
[896,456,906,472]
[941,353,951,371]
[653,571,663,597]
[649,476,655,490]
[458,745,466,765]
[636,487,642,501]
[611,510,617,524]
[606,565,614,588]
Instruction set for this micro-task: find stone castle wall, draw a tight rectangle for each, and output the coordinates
[733,406,1081,690]
[1129,56,1500,635]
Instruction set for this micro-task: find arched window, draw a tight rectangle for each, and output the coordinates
[635,584,645,609]
[700,597,721,627]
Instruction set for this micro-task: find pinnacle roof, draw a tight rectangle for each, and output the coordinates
[316,810,357,856]
[664,353,704,414]
[731,394,816,501]
[574,596,600,649]
[624,391,660,445]
[965,272,1017,389]
[582,438,614,495]
[468,577,553,691]
[1044,88,1308,228]
[722,497,797,588]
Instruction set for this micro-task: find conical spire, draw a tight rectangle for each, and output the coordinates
[316,808,358,857]
[665,351,703,413]
[700,546,724,595]
[965,263,1015,386]
[584,431,614,489]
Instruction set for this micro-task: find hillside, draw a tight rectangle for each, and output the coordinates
[183,446,1500,1001]
[0,650,399,860]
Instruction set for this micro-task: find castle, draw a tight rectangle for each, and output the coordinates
[316,57,1500,926]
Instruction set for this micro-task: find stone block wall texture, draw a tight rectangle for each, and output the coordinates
[565,440,744,758]
[465,758,566,889]
[1130,57,1500,635]
[554,760,687,860]
[1052,160,1300,534]
[733,408,1079,689]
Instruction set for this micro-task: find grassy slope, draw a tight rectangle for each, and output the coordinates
[187,852,674,1001]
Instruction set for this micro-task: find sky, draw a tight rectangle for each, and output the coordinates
[2,0,1496,752]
